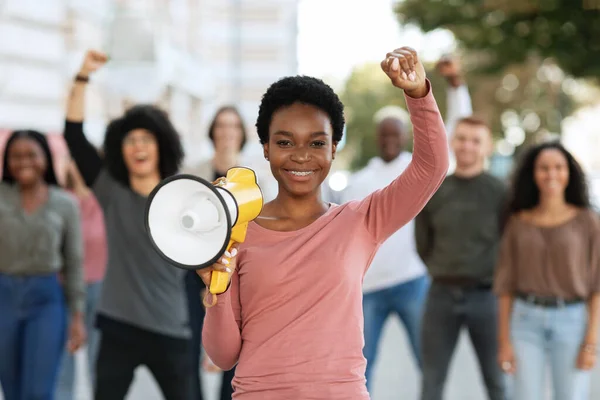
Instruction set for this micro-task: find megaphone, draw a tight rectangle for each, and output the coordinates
[145,167,263,298]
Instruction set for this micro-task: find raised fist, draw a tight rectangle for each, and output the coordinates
[381,47,427,98]
[79,50,108,77]
[436,55,463,87]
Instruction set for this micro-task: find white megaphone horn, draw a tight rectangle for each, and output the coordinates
[145,167,263,302]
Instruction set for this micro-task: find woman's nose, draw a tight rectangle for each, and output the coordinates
[291,147,310,162]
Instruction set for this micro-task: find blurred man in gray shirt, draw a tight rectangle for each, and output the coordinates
[416,111,507,400]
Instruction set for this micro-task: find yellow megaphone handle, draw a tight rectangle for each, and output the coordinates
[203,240,238,307]
[202,271,229,308]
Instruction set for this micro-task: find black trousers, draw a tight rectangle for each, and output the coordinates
[420,283,505,400]
[186,271,235,400]
[94,319,193,400]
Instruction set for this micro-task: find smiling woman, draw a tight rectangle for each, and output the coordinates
[199,46,449,399]
[495,141,600,400]
[62,50,193,400]
[253,75,344,205]
[0,130,85,400]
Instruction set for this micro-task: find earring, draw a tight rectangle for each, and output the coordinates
[264,155,269,160]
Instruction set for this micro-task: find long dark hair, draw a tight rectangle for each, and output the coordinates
[1,130,58,185]
[103,104,185,186]
[505,141,590,220]
[208,106,247,151]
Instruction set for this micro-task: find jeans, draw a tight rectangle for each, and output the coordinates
[55,281,103,400]
[362,275,429,392]
[0,273,67,400]
[420,282,505,400]
[510,299,590,400]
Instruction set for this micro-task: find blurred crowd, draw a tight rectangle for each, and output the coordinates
[0,48,599,400]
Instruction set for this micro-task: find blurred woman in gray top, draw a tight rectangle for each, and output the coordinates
[0,130,85,400]
[64,49,192,400]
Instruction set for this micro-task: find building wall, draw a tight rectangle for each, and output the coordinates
[0,0,68,133]
[0,0,299,178]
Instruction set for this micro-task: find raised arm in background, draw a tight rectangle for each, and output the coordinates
[436,55,473,136]
[64,50,108,187]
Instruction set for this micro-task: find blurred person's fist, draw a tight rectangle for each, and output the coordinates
[67,315,87,353]
[436,55,463,87]
[497,341,516,374]
[79,50,108,77]
[381,46,427,98]
[577,343,597,370]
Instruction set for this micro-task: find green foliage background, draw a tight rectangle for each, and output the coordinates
[394,0,600,79]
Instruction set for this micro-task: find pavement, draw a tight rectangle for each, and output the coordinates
[2,315,600,399]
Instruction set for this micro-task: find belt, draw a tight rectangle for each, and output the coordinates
[516,293,584,308]
[433,276,492,290]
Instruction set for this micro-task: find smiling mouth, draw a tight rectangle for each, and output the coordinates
[134,153,148,162]
[284,170,315,177]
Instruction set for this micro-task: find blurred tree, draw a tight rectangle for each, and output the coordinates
[466,56,575,154]
[339,63,448,170]
[394,0,600,79]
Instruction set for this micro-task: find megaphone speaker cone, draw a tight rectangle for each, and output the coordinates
[145,174,232,270]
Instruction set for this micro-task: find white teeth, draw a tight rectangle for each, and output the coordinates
[289,171,313,176]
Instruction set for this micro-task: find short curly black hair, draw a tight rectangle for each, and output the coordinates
[255,76,345,145]
[103,104,184,186]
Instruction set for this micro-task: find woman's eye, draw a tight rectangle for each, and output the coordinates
[311,141,326,148]
[276,140,292,147]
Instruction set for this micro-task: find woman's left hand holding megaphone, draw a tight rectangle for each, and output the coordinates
[197,243,240,300]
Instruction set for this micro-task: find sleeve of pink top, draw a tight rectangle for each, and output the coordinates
[202,270,243,370]
[355,80,449,246]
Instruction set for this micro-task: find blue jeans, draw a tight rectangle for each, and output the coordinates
[420,282,505,400]
[510,299,590,400]
[0,273,67,400]
[362,275,429,392]
[55,281,103,400]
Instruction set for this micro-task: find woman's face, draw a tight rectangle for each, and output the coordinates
[121,128,159,178]
[213,110,244,154]
[534,148,570,198]
[7,137,47,186]
[263,102,336,198]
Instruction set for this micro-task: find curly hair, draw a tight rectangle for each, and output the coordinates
[208,106,247,151]
[505,141,590,217]
[2,130,58,185]
[255,76,345,145]
[103,104,184,186]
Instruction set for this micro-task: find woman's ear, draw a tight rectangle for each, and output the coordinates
[332,143,337,160]
[263,143,269,161]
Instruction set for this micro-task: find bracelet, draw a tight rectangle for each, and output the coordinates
[581,343,597,354]
[74,74,89,83]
